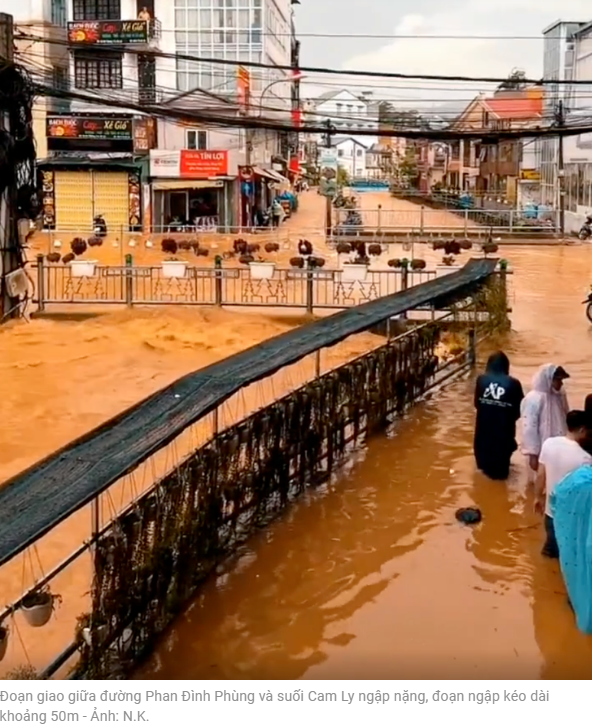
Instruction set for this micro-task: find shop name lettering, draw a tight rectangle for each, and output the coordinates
[186,152,225,161]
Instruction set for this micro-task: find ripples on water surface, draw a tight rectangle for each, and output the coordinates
[136,245,592,680]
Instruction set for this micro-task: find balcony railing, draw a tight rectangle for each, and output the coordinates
[67,19,161,46]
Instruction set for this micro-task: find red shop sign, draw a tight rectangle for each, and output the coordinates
[180,150,228,177]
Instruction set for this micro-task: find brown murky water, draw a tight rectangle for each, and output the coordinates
[137,244,592,680]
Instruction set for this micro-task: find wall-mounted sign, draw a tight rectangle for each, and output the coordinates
[237,66,251,114]
[239,166,254,182]
[40,170,55,230]
[319,149,338,196]
[47,116,133,141]
[520,169,541,181]
[67,20,149,45]
[180,150,228,177]
[128,172,141,230]
[150,150,229,178]
[133,118,157,154]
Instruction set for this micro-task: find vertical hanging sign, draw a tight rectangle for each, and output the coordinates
[128,172,141,231]
[40,170,56,229]
[237,66,251,115]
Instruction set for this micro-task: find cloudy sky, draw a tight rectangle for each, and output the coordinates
[295,0,591,104]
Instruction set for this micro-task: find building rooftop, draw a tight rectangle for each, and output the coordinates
[483,95,543,120]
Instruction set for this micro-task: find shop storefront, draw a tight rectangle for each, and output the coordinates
[149,150,236,232]
[39,162,142,233]
[40,114,156,232]
[239,166,290,227]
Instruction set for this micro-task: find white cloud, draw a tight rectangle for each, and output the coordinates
[341,1,591,102]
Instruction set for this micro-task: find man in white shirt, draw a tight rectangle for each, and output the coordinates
[535,410,592,558]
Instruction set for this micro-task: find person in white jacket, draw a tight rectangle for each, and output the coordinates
[521,363,570,483]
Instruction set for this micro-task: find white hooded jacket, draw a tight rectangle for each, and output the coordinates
[520,363,569,456]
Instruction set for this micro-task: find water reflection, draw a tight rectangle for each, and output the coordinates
[137,244,592,680]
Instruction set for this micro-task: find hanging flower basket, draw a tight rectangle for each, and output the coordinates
[342,263,369,281]
[21,589,59,628]
[161,260,188,279]
[0,626,8,662]
[249,261,276,279]
[70,260,97,278]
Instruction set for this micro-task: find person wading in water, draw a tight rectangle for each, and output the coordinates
[473,351,524,480]
[521,363,570,485]
[534,409,591,558]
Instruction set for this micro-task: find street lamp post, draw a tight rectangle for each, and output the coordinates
[245,73,305,166]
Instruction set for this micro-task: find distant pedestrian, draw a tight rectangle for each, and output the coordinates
[521,364,570,484]
[271,198,284,226]
[473,351,524,480]
[534,410,591,558]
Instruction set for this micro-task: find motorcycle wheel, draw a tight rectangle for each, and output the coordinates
[587,302,592,324]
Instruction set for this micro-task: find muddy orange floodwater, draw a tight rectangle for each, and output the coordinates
[3,216,592,679]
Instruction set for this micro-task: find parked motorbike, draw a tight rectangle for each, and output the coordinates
[582,284,592,322]
[93,214,108,237]
[579,215,592,240]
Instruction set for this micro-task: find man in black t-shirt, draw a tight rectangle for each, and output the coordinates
[474,351,524,480]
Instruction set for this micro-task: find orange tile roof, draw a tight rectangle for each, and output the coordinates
[483,96,543,119]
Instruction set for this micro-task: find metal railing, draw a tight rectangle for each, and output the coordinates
[0,276,504,678]
[334,207,560,235]
[34,256,436,312]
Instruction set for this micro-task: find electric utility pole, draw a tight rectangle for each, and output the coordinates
[323,118,333,237]
[556,100,565,237]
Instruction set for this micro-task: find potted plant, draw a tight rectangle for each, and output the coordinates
[368,243,383,258]
[21,588,60,628]
[249,256,276,279]
[239,254,255,265]
[289,256,304,269]
[387,258,403,268]
[87,235,103,248]
[435,239,463,277]
[482,241,499,256]
[46,252,61,263]
[410,258,426,270]
[264,242,280,253]
[70,237,87,256]
[0,625,8,662]
[76,613,109,648]
[297,239,313,256]
[308,256,325,269]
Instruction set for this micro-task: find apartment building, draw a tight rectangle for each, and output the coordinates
[27,0,298,232]
[539,20,585,209]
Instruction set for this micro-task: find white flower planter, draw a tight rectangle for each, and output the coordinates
[435,264,462,278]
[21,594,53,628]
[161,261,188,279]
[0,630,7,662]
[249,262,276,279]
[82,624,109,647]
[70,260,97,278]
[341,264,369,282]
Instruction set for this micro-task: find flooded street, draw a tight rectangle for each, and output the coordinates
[138,244,592,680]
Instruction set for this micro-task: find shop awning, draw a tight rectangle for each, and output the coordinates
[269,170,289,184]
[253,166,277,181]
[151,179,225,191]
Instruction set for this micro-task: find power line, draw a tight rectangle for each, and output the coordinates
[14,31,592,86]
[14,23,553,40]
[29,74,592,140]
